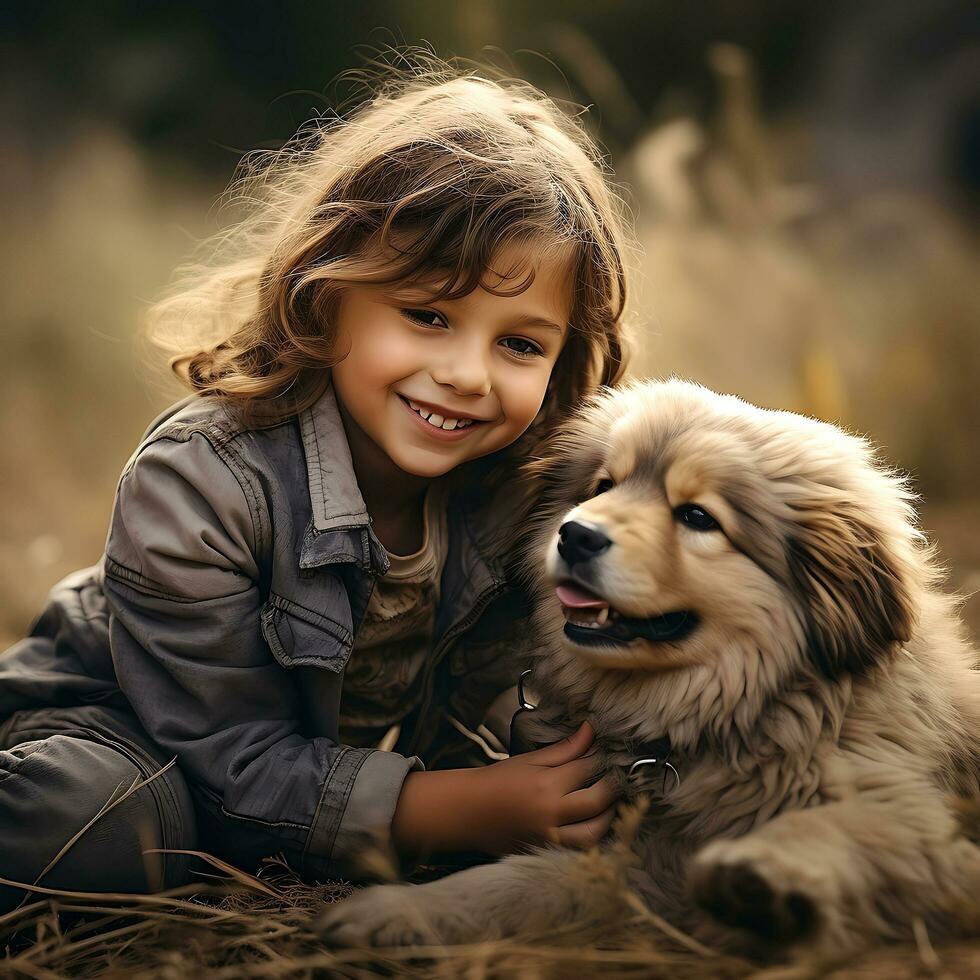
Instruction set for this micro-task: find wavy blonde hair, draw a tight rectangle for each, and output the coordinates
[147,61,634,461]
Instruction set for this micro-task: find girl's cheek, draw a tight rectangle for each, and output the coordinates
[504,364,553,427]
[360,325,423,374]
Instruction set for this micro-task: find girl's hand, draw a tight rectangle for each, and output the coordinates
[391,721,620,858]
[471,719,620,854]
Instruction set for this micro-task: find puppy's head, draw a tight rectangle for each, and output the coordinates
[525,379,928,681]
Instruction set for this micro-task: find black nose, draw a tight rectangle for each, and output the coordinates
[558,520,612,565]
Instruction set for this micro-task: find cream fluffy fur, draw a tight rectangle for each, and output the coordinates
[318,379,980,962]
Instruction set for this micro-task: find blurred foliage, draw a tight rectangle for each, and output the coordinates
[0,0,858,167]
[0,2,977,644]
[626,44,980,495]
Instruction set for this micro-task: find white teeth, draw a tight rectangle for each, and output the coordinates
[406,398,477,430]
[561,603,613,629]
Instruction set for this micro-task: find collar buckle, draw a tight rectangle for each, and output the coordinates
[627,746,680,793]
[518,668,537,711]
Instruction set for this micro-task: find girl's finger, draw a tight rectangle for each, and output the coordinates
[555,803,618,849]
[557,773,620,824]
[527,720,594,767]
[553,747,605,793]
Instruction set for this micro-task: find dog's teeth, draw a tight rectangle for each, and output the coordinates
[596,608,609,626]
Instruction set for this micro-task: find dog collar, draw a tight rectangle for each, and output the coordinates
[625,735,680,792]
[515,672,679,790]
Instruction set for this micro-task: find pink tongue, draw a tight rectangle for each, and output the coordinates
[556,583,610,609]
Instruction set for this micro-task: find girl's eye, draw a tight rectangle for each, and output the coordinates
[673,503,719,532]
[399,309,543,358]
[401,308,447,328]
[594,478,614,496]
[500,337,544,358]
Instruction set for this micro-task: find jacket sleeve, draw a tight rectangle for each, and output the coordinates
[101,431,421,880]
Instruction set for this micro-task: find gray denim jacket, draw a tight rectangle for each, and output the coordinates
[0,385,532,879]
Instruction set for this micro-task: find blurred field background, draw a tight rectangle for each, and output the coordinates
[1,0,978,651]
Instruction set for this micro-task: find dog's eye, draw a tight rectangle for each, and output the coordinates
[594,478,615,496]
[674,503,719,531]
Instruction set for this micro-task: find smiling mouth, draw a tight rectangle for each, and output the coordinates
[397,394,490,433]
[556,582,699,648]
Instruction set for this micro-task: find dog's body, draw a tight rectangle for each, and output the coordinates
[319,380,980,961]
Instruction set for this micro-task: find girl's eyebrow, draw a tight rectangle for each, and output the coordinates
[507,313,565,334]
[379,287,441,305]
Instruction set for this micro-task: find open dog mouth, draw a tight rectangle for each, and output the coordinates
[556,582,699,648]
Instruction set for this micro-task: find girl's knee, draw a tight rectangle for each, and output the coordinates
[0,732,196,910]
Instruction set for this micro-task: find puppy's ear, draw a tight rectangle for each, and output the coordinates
[508,447,574,564]
[518,449,569,515]
[788,508,919,678]
[522,450,563,486]
[521,429,602,504]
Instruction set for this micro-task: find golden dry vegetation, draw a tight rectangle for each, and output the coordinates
[1,801,978,978]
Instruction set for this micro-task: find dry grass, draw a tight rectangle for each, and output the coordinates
[0,878,739,979]
[1,853,978,979]
[1,807,978,978]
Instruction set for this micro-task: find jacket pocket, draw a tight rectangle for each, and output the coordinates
[260,593,353,672]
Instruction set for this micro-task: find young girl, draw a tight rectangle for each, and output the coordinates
[0,66,632,908]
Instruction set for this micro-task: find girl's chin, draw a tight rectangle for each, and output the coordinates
[389,441,507,479]
[391,451,471,479]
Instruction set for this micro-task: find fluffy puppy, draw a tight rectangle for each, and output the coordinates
[318,379,980,963]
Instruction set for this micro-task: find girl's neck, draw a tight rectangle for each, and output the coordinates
[336,394,430,555]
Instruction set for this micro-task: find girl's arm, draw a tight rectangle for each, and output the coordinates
[103,432,419,881]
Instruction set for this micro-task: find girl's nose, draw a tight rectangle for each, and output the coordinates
[430,346,492,397]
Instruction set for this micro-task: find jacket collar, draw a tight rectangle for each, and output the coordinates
[297,384,388,574]
[299,383,370,534]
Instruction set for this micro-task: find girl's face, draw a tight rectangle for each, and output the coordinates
[331,243,572,480]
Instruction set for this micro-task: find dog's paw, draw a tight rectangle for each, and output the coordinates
[316,883,441,949]
[689,840,820,944]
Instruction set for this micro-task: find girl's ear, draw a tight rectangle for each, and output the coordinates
[787,505,920,678]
